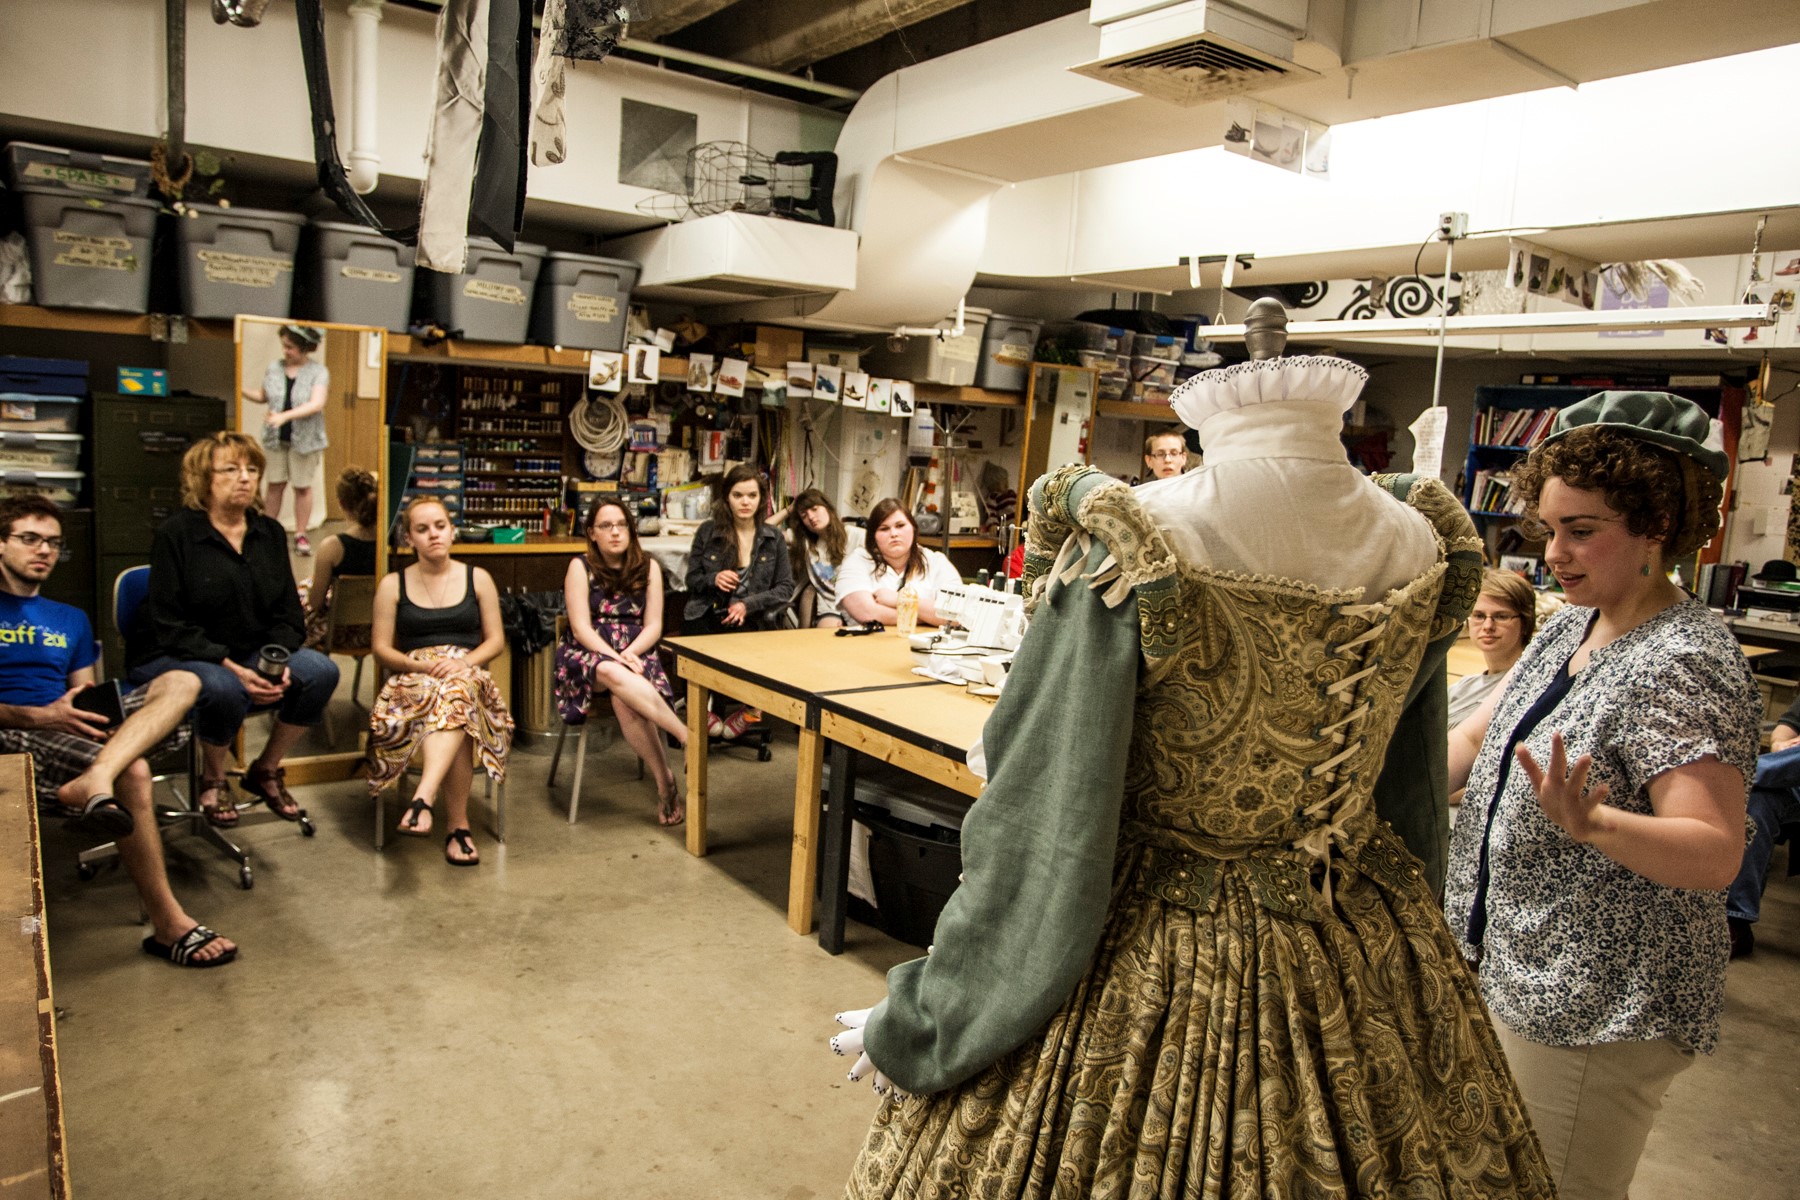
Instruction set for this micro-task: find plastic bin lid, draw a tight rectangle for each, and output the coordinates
[467,237,547,258]
[14,183,159,209]
[0,431,81,445]
[0,392,82,401]
[5,140,149,163]
[310,218,411,235]
[541,249,639,268]
[1,469,82,482]
[180,202,307,225]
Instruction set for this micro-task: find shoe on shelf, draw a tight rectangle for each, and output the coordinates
[295,534,312,556]
[1775,257,1800,276]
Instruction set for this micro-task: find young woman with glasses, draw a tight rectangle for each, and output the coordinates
[555,499,690,826]
[1448,568,1538,727]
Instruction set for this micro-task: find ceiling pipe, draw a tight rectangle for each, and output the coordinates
[615,37,863,101]
[347,0,384,194]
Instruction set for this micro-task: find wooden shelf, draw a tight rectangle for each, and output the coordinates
[394,536,587,555]
[388,334,590,373]
[1096,401,1183,423]
[0,303,233,340]
[914,383,1025,409]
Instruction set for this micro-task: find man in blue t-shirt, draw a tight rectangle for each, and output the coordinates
[0,496,236,967]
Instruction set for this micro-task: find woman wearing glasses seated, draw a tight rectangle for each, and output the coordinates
[127,431,340,828]
[1140,430,1190,482]
[1448,568,1537,728]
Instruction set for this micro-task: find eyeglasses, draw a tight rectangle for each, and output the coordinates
[593,522,629,533]
[1148,450,1186,460]
[4,532,64,553]
[212,463,262,476]
[1468,612,1522,625]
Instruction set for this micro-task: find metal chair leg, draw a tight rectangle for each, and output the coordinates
[549,719,569,786]
[489,774,506,843]
[568,722,590,824]
[375,783,385,850]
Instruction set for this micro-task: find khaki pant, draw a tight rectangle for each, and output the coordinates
[1495,1017,1694,1200]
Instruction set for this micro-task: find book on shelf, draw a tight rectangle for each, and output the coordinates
[1468,468,1530,515]
[1475,406,1560,448]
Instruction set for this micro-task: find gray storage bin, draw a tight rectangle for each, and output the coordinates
[17,186,157,312]
[418,238,547,343]
[5,141,152,198]
[307,219,416,332]
[0,468,83,504]
[973,313,1043,391]
[0,432,82,471]
[0,394,82,433]
[863,306,991,387]
[529,250,638,350]
[176,203,306,319]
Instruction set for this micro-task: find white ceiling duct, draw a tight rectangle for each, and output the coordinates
[1068,0,1318,106]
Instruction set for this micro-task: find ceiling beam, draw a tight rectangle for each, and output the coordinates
[698,0,979,71]
[631,0,744,41]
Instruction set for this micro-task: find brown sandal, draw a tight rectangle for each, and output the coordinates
[242,763,301,821]
[197,776,238,828]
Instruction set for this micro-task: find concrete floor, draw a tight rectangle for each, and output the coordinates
[39,725,1800,1199]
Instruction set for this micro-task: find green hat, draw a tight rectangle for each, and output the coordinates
[279,323,325,350]
[1542,390,1728,481]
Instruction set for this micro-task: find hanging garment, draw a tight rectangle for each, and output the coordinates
[293,0,418,244]
[529,0,572,166]
[469,0,531,251]
[417,0,492,273]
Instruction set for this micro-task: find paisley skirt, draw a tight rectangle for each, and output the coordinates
[367,646,513,794]
[845,844,1553,1199]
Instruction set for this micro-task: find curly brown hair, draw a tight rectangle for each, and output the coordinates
[1512,426,1721,558]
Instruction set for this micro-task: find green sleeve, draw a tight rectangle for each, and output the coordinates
[1370,473,1484,895]
[862,538,1140,1095]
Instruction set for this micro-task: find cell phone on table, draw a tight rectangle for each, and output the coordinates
[71,681,126,729]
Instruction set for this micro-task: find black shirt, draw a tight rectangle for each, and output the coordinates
[128,507,305,668]
[279,374,295,445]
[335,534,376,578]
[395,563,483,652]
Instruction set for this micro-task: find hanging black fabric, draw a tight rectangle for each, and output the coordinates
[293,0,418,244]
[555,0,628,60]
[468,0,531,251]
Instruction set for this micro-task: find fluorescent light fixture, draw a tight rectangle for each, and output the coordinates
[1202,302,1777,342]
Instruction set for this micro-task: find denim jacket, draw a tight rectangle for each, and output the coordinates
[683,520,795,626]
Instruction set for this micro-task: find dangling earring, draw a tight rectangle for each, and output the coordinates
[1641,562,1652,576]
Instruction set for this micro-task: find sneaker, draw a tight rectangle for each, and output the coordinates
[295,534,311,556]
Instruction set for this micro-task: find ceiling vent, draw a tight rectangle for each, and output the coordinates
[1070,0,1316,106]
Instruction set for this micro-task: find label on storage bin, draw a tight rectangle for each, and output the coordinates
[21,161,136,194]
[196,250,292,289]
[341,265,403,284]
[52,231,136,271]
[567,292,618,323]
[1,400,41,421]
[992,340,1033,366]
[937,333,979,364]
[463,279,526,306]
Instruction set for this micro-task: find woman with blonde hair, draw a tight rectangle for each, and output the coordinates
[1449,567,1538,727]
[127,431,340,826]
[367,497,512,865]
[555,499,689,825]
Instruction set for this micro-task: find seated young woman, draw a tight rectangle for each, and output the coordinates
[554,500,690,827]
[836,498,963,627]
[786,487,850,628]
[303,466,379,649]
[367,497,513,866]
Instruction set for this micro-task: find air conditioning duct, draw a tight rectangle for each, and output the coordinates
[1069,0,1318,106]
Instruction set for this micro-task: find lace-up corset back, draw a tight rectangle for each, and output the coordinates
[1122,563,1445,862]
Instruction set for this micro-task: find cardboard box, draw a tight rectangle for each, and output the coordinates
[751,324,804,369]
[117,366,167,396]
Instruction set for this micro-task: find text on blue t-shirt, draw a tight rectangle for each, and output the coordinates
[0,592,98,707]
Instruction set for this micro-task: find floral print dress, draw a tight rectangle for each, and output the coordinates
[553,562,674,725]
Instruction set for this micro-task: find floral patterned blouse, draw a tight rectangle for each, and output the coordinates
[1444,597,1759,1053]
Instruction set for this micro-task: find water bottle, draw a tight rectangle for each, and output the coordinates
[895,585,920,638]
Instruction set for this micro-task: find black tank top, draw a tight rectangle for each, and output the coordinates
[336,534,375,578]
[395,563,482,651]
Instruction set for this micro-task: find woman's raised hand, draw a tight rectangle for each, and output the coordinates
[1515,730,1612,843]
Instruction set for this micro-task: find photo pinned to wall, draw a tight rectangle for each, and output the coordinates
[841,370,870,409]
[627,344,661,384]
[1732,250,1800,350]
[813,363,842,403]
[891,380,915,416]
[785,361,815,397]
[867,376,892,414]
[588,350,625,393]
[714,357,748,398]
[1223,99,1326,178]
[686,352,717,392]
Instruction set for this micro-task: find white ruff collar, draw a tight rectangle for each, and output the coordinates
[1170,355,1368,431]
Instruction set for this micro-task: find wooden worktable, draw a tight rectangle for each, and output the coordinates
[667,629,993,948]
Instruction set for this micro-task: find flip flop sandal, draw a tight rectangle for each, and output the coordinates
[398,797,433,836]
[142,924,237,968]
[444,828,479,867]
[72,794,135,840]
[243,764,302,821]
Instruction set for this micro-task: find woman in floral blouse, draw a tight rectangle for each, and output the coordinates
[1444,391,1759,1200]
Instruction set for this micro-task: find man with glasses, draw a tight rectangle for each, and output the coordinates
[0,495,235,967]
[1141,431,1191,481]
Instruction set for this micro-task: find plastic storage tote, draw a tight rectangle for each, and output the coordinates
[176,203,306,319]
[0,432,82,471]
[304,219,417,332]
[529,251,638,350]
[0,395,82,433]
[5,141,152,198]
[416,238,546,344]
[17,186,157,312]
[864,307,991,387]
[0,469,82,503]
[0,356,87,395]
[972,313,1043,391]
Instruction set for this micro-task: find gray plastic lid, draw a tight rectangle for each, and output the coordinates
[14,184,159,209]
[467,237,547,258]
[181,202,306,225]
[541,249,639,268]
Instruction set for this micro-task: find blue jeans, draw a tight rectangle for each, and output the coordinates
[130,649,339,747]
[1727,783,1800,923]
